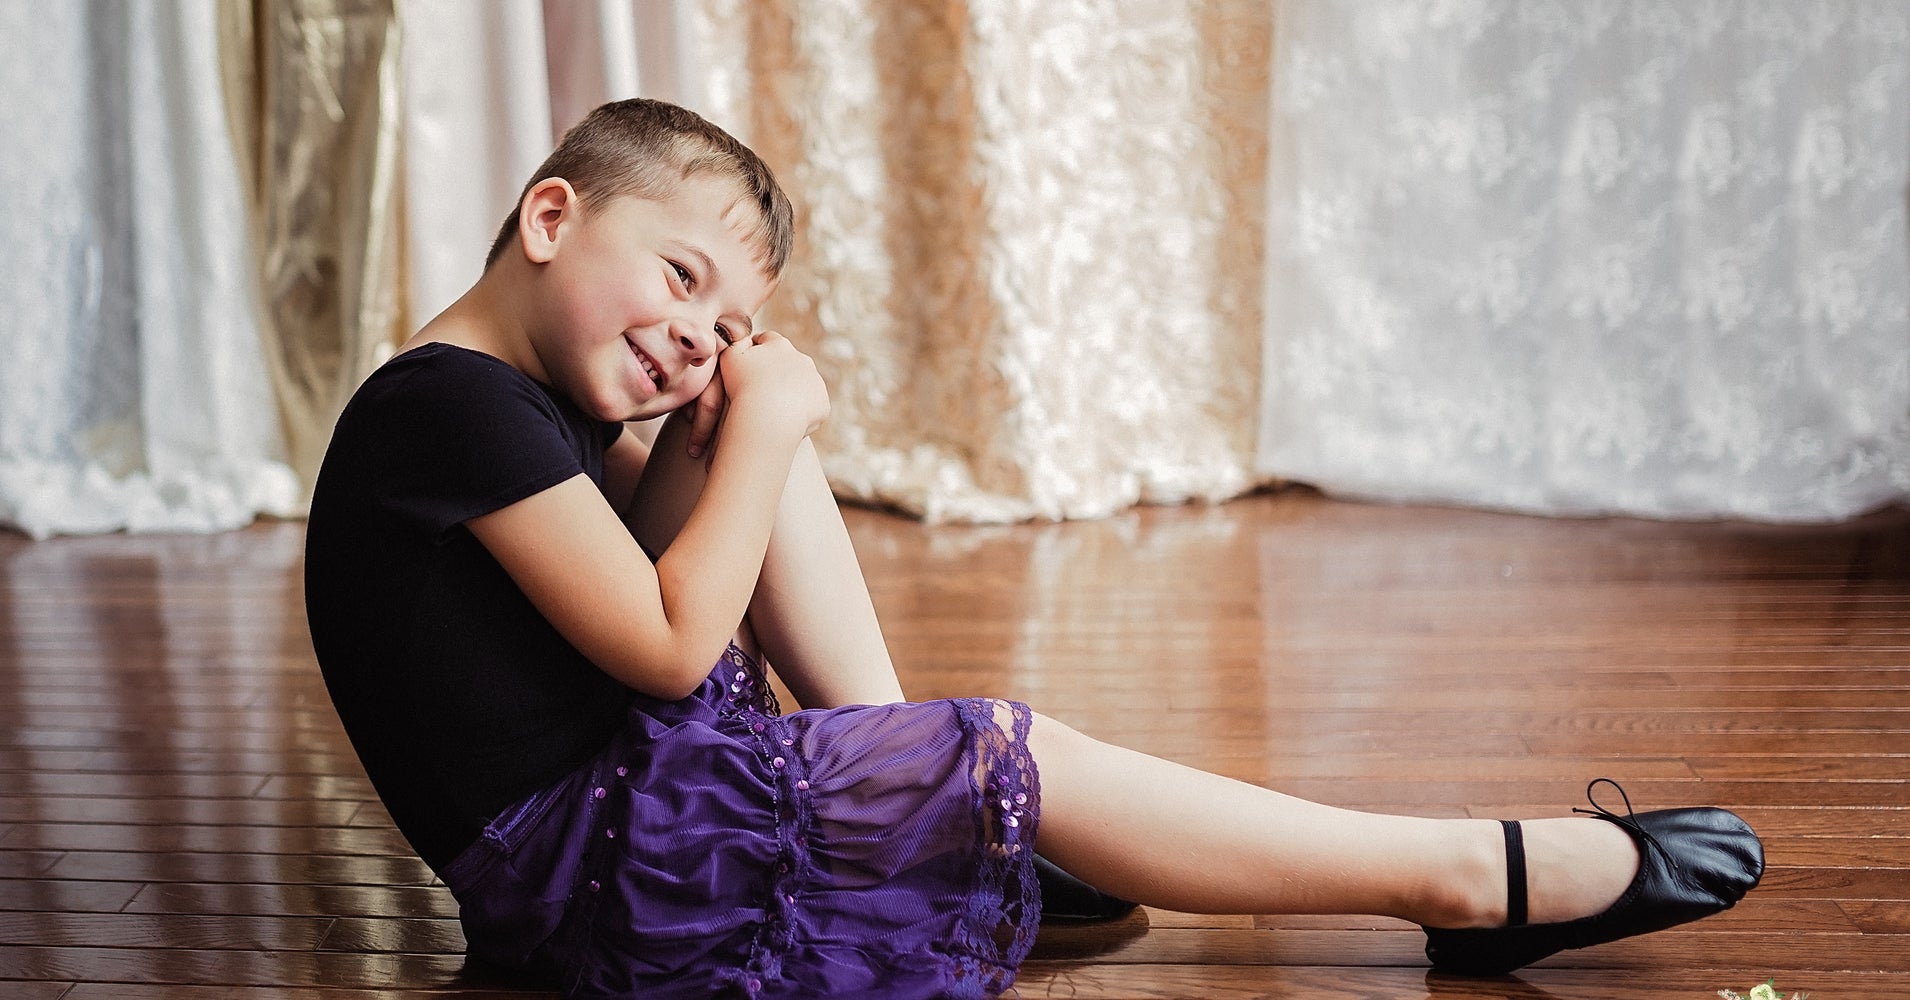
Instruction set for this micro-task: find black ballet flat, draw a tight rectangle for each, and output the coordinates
[1423,779,1764,976]
[1034,854,1139,923]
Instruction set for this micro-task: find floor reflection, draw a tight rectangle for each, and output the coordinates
[1423,970,1569,999]
[0,521,333,844]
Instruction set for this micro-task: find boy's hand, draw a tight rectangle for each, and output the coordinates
[685,332,828,460]
[686,369,726,460]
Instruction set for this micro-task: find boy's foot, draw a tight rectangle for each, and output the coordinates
[1034,854,1139,923]
[1423,780,1763,976]
[1511,813,1640,924]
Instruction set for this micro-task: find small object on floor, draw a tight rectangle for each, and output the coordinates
[1034,854,1139,923]
[1423,778,1764,976]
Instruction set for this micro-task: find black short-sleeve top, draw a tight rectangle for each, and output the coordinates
[304,343,635,871]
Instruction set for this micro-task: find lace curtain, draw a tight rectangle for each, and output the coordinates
[0,0,299,539]
[1256,1,1910,521]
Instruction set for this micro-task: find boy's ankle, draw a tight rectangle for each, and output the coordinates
[1418,820,1507,929]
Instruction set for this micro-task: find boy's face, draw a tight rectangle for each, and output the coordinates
[530,176,776,423]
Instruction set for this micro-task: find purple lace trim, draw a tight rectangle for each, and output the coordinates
[716,642,781,718]
[949,697,1041,999]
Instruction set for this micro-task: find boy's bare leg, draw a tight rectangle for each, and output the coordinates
[1022,708,1640,926]
[627,418,1646,922]
[626,412,905,708]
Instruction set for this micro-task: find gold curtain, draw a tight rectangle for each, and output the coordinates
[687,0,1275,522]
[217,0,406,507]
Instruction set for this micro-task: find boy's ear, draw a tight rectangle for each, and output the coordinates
[518,178,578,264]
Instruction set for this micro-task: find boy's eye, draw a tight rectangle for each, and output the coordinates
[715,324,734,346]
[670,262,694,290]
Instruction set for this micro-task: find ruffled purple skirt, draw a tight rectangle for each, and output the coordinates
[442,645,1041,999]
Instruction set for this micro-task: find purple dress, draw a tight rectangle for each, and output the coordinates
[442,644,1042,999]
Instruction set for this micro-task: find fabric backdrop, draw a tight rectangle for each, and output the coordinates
[686,0,1273,522]
[3,0,1906,537]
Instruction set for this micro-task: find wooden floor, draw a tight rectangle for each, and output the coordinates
[2,488,1907,999]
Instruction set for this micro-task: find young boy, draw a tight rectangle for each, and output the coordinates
[306,99,1761,998]
[308,98,1058,996]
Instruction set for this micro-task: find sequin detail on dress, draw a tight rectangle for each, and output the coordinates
[717,642,781,717]
[718,675,818,999]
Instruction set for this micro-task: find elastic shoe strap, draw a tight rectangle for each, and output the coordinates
[1501,819,1528,927]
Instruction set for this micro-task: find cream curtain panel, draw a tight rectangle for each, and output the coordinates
[3,0,1905,538]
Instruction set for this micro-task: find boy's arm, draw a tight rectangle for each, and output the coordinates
[601,425,652,519]
[468,416,802,700]
[467,333,824,701]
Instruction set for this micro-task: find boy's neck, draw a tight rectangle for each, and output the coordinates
[406,265,547,384]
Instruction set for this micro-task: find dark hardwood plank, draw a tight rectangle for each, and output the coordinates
[0,774,270,801]
[0,796,363,828]
[1754,865,1910,900]
[1035,966,1910,1000]
[0,945,472,987]
[0,824,413,857]
[122,883,456,919]
[1526,731,1910,754]
[317,916,467,954]
[0,912,334,950]
[0,879,143,914]
[39,851,437,887]
[0,984,76,1000]
[0,728,344,753]
[0,851,64,879]
[1838,899,1910,933]
[60,989,547,1000]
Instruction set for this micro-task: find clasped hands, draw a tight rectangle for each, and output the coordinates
[683,331,829,462]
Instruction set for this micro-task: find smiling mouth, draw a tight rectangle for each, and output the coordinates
[630,342,664,390]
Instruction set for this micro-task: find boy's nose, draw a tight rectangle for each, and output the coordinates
[675,321,716,367]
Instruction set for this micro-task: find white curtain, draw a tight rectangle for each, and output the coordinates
[0,0,299,539]
[397,0,692,450]
[1258,0,1910,522]
[399,0,693,328]
[397,0,553,329]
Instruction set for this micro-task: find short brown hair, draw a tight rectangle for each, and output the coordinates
[484,99,793,275]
